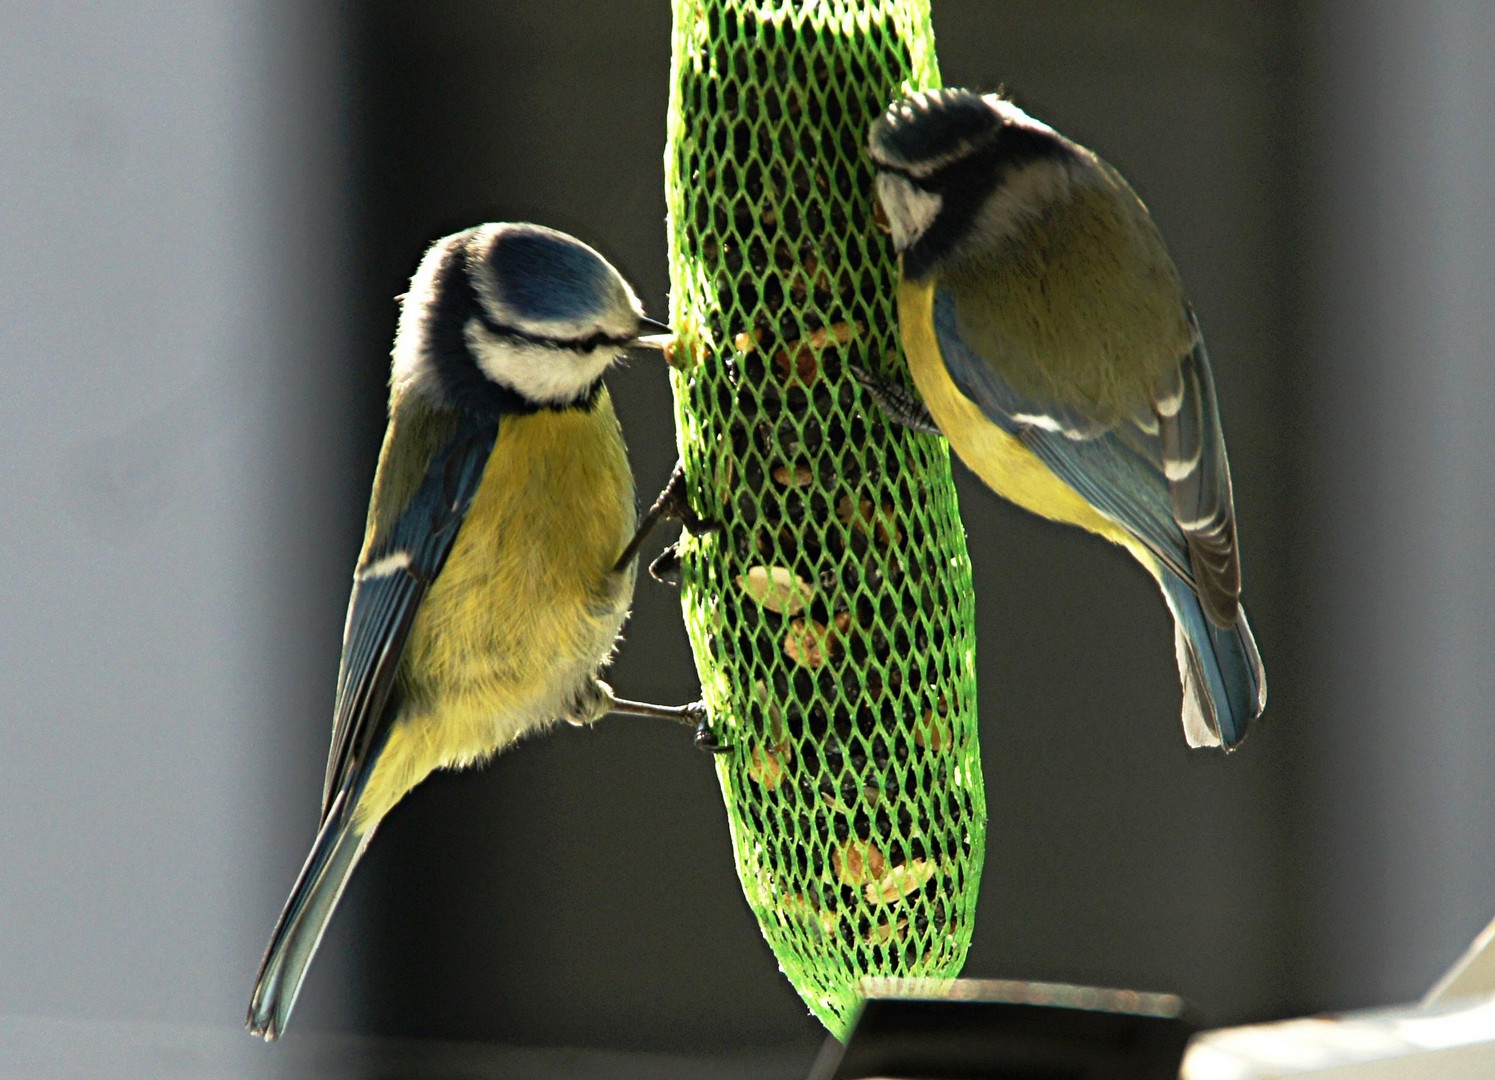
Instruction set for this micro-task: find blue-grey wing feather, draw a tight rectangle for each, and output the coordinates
[320,413,500,817]
[929,288,1259,740]
[931,287,1193,583]
[1155,316,1240,626]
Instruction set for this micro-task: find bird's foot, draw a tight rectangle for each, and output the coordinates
[613,462,721,574]
[848,364,942,435]
[649,462,721,536]
[564,679,615,727]
[683,700,730,754]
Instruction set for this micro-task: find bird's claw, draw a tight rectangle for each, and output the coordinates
[848,363,942,435]
[613,463,721,576]
[649,542,682,585]
[685,701,730,754]
[653,463,721,536]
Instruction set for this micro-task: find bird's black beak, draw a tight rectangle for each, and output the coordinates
[629,314,673,351]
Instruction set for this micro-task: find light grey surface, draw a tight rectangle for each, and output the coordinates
[1428,914,1495,1003]
[0,0,356,1034]
[1181,994,1495,1079]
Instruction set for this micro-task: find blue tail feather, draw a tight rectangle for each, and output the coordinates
[247,790,369,1041]
[1159,570,1266,749]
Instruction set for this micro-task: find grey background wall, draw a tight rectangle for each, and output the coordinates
[0,0,359,1042]
[2,0,1492,1069]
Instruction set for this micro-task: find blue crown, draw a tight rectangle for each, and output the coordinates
[483,225,615,322]
[869,89,1001,173]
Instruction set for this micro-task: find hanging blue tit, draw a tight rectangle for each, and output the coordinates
[866,89,1266,750]
[247,223,688,1041]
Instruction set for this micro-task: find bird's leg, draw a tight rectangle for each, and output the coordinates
[650,460,720,534]
[613,461,721,575]
[848,365,943,435]
[597,682,730,753]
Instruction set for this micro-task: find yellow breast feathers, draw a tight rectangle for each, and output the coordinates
[358,390,634,829]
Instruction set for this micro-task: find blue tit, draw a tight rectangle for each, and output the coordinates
[868,89,1265,749]
[247,222,677,1040]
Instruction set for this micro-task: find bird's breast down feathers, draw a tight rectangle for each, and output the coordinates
[357,392,635,827]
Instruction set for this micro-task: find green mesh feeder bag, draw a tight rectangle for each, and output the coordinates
[663,0,985,1037]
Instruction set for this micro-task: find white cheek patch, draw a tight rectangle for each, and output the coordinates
[390,240,454,395]
[876,173,942,254]
[465,319,619,405]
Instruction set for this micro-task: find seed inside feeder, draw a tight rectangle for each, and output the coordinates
[738,565,809,614]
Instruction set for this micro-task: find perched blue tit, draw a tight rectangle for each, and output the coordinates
[868,89,1265,749]
[247,223,675,1040]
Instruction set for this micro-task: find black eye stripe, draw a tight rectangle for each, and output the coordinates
[405,245,618,416]
[473,310,637,353]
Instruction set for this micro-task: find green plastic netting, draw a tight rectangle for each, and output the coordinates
[663,0,984,1037]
